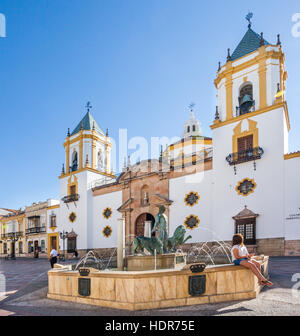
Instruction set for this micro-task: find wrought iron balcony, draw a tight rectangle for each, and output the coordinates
[1,232,23,239]
[226,147,264,166]
[61,194,80,203]
[26,227,46,235]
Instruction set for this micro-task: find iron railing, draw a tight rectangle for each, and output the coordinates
[1,232,24,239]
[61,194,79,203]
[226,147,264,166]
[26,227,46,234]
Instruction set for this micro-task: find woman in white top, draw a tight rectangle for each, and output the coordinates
[231,234,272,287]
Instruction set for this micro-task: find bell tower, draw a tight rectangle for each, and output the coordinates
[210,15,290,245]
[62,102,113,177]
[58,103,116,252]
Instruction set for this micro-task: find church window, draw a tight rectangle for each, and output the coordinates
[50,215,56,228]
[70,185,76,195]
[184,192,200,207]
[67,237,77,253]
[98,149,104,171]
[192,125,196,132]
[184,215,200,230]
[71,151,78,172]
[187,126,190,133]
[103,208,112,219]
[235,218,256,245]
[236,178,257,196]
[103,225,112,238]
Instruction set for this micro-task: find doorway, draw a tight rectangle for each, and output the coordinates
[135,213,155,237]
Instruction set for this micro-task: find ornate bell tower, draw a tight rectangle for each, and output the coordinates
[58,103,116,252]
[210,14,290,246]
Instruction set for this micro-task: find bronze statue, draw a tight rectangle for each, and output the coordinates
[152,205,168,253]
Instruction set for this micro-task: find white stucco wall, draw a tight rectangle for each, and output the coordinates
[212,106,286,242]
[92,190,122,249]
[169,170,213,243]
[284,156,300,240]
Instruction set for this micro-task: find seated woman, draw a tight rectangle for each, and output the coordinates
[231,234,273,287]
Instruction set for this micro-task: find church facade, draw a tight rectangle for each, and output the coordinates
[1,23,300,258]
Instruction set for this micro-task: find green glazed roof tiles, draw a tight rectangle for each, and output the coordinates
[231,28,269,61]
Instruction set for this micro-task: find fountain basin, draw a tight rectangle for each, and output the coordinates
[47,256,268,311]
[125,253,186,271]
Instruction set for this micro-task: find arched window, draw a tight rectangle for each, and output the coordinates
[187,126,190,133]
[192,125,196,132]
[239,84,254,115]
[71,151,78,172]
[97,149,104,171]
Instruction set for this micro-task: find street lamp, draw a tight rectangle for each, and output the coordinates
[59,231,68,261]
[9,232,20,260]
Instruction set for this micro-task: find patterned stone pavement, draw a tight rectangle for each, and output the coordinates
[0,257,299,316]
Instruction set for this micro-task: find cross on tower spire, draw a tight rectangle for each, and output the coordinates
[86,101,92,113]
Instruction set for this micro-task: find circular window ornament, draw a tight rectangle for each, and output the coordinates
[184,192,200,207]
[69,212,77,223]
[236,178,257,196]
[184,215,200,230]
[103,225,112,238]
[103,208,112,219]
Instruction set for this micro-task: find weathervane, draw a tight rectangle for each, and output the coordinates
[86,101,92,112]
[189,103,195,111]
[246,12,253,29]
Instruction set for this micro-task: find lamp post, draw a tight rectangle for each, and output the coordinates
[59,231,68,261]
[9,232,19,260]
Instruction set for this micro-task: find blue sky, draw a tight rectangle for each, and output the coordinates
[0,0,300,209]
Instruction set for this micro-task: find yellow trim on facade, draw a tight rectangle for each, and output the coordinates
[1,214,25,223]
[92,136,97,170]
[235,178,257,197]
[232,119,258,153]
[284,151,300,160]
[210,102,290,131]
[47,204,60,210]
[67,175,78,196]
[59,167,116,180]
[225,62,233,120]
[258,47,267,109]
[47,232,59,258]
[63,133,112,148]
[215,47,283,88]
[168,138,212,151]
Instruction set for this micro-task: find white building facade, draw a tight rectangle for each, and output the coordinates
[32,25,300,257]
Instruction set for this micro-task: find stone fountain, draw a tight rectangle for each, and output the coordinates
[47,206,269,311]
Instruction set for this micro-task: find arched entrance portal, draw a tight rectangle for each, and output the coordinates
[135,213,155,237]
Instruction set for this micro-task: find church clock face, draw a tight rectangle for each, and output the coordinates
[236,178,257,196]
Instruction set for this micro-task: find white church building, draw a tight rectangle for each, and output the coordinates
[8,22,300,258]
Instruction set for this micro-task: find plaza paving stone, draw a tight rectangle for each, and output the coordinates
[0,257,299,316]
